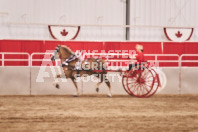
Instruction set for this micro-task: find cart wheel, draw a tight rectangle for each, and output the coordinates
[122,71,133,96]
[126,67,155,98]
[155,69,167,93]
[143,68,160,97]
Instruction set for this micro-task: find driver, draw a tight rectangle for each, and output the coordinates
[129,44,145,70]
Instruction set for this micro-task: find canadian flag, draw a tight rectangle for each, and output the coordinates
[48,25,80,41]
[164,27,193,42]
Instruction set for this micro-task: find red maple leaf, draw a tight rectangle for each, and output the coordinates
[60,29,68,36]
[175,31,182,38]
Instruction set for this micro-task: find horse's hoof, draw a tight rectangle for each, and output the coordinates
[56,84,60,89]
[107,93,112,98]
[96,87,99,93]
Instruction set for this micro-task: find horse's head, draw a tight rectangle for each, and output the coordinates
[51,45,73,62]
[51,45,61,62]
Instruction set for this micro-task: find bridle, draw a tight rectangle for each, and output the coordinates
[51,46,66,61]
[51,46,78,68]
[55,46,60,52]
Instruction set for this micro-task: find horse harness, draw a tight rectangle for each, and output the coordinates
[60,51,103,74]
[61,51,83,73]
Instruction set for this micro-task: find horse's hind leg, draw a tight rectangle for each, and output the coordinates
[104,75,112,97]
[53,74,61,89]
[95,73,103,93]
[71,77,79,97]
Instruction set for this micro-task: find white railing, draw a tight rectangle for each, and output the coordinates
[145,54,180,65]
[0,52,30,66]
[82,53,134,70]
[0,52,181,67]
[1,52,196,67]
[179,54,198,67]
[83,53,133,59]
[83,53,179,65]
[30,53,60,66]
[82,52,134,61]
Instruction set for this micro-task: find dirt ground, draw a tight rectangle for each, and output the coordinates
[0,94,198,132]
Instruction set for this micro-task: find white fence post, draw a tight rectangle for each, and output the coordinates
[179,54,198,95]
[2,53,4,67]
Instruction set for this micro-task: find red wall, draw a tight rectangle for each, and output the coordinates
[0,40,162,53]
[0,40,198,66]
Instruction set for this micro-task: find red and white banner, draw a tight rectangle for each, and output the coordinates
[48,25,80,41]
[164,27,193,42]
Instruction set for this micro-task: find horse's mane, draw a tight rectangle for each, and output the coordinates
[61,45,74,55]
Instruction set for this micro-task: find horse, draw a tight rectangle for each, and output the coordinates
[51,45,112,97]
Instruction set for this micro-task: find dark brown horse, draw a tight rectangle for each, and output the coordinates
[51,45,112,97]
